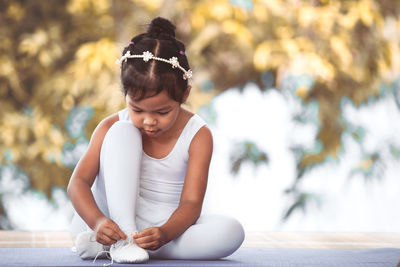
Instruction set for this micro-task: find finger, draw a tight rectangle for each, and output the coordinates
[138,241,159,250]
[134,228,154,238]
[133,230,146,239]
[133,229,156,242]
[96,237,107,246]
[104,221,127,241]
[108,222,128,241]
[110,228,125,242]
[134,234,155,245]
[97,234,114,246]
[117,228,128,241]
[98,237,116,246]
[102,227,120,242]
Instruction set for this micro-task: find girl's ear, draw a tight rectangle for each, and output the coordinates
[182,85,191,103]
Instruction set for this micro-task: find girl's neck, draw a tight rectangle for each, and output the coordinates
[144,107,190,143]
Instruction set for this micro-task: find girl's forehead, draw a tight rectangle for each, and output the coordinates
[127,90,177,108]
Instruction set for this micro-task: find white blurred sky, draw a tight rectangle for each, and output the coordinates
[203,83,400,232]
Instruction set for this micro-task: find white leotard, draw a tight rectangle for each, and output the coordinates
[118,108,206,227]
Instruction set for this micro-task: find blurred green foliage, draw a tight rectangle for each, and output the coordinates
[230,142,269,175]
[0,0,399,225]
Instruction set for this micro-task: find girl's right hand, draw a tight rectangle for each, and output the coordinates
[94,217,127,246]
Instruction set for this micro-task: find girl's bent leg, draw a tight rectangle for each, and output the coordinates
[73,121,149,263]
[101,121,142,234]
[149,215,245,260]
[97,121,149,263]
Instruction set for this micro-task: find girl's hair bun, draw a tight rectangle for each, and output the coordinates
[147,17,176,38]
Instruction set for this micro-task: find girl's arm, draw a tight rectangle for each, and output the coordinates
[67,114,127,244]
[134,126,213,249]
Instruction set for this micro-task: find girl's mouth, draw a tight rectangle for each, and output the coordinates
[144,129,159,136]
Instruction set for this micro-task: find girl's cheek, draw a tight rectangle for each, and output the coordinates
[131,117,142,127]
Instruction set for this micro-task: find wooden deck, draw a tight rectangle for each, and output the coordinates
[1,231,400,249]
[244,232,400,249]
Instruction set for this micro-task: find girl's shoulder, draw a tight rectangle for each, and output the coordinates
[89,113,119,143]
[97,113,120,131]
[179,108,208,135]
[180,108,205,126]
[180,109,212,151]
[187,117,213,165]
[180,108,194,123]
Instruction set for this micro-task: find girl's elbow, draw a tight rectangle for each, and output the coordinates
[66,181,74,198]
[67,177,79,198]
[188,201,203,218]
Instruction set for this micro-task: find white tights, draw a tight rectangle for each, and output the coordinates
[78,121,245,260]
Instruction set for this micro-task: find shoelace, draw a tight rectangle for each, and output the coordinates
[89,234,116,267]
[93,250,113,267]
[93,237,136,267]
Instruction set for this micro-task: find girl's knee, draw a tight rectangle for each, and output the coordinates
[201,214,244,233]
[218,216,245,248]
[201,215,245,258]
[153,215,244,260]
[103,121,142,148]
[107,121,141,139]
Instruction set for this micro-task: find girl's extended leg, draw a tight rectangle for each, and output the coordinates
[149,214,245,260]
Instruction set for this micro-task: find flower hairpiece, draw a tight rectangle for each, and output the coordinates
[116,50,193,80]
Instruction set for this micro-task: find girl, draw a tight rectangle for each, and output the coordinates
[67,17,244,264]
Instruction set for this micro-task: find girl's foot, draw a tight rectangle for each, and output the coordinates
[74,231,108,260]
[110,237,149,263]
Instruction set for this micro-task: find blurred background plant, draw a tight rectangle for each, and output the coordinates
[0,0,399,230]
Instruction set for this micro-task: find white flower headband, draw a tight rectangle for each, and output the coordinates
[116,50,193,80]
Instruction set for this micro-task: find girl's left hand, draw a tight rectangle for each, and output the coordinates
[133,227,167,250]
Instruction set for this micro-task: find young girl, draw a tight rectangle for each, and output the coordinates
[67,17,244,264]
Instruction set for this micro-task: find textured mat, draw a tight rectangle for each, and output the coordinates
[1,247,399,267]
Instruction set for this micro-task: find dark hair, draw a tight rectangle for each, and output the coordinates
[120,17,190,103]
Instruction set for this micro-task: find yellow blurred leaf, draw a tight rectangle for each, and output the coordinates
[67,0,110,14]
[358,0,374,26]
[131,0,162,11]
[6,2,24,21]
[252,3,268,22]
[19,30,48,56]
[33,118,51,139]
[290,53,335,81]
[49,127,64,147]
[296,85,311,100]
[253,41,271,71]
[233,6,249,21]
[2,125,15,146]
[330,36,353,68]
[281,39,299,57]
[222,20,253,47]
[62,95,75,111]
[210,1,232,21]
[298,7,315,28]
[339,6,359,29]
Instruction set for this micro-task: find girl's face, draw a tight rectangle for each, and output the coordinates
[126,89,185,138]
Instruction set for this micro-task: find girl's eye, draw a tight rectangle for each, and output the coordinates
[133,110,142,113]
[158,111,170,115]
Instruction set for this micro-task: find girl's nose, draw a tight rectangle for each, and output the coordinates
[143,116,156,126]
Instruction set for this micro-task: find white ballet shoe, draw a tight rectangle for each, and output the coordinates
[74,231,108,260]
[109,237,149,264]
